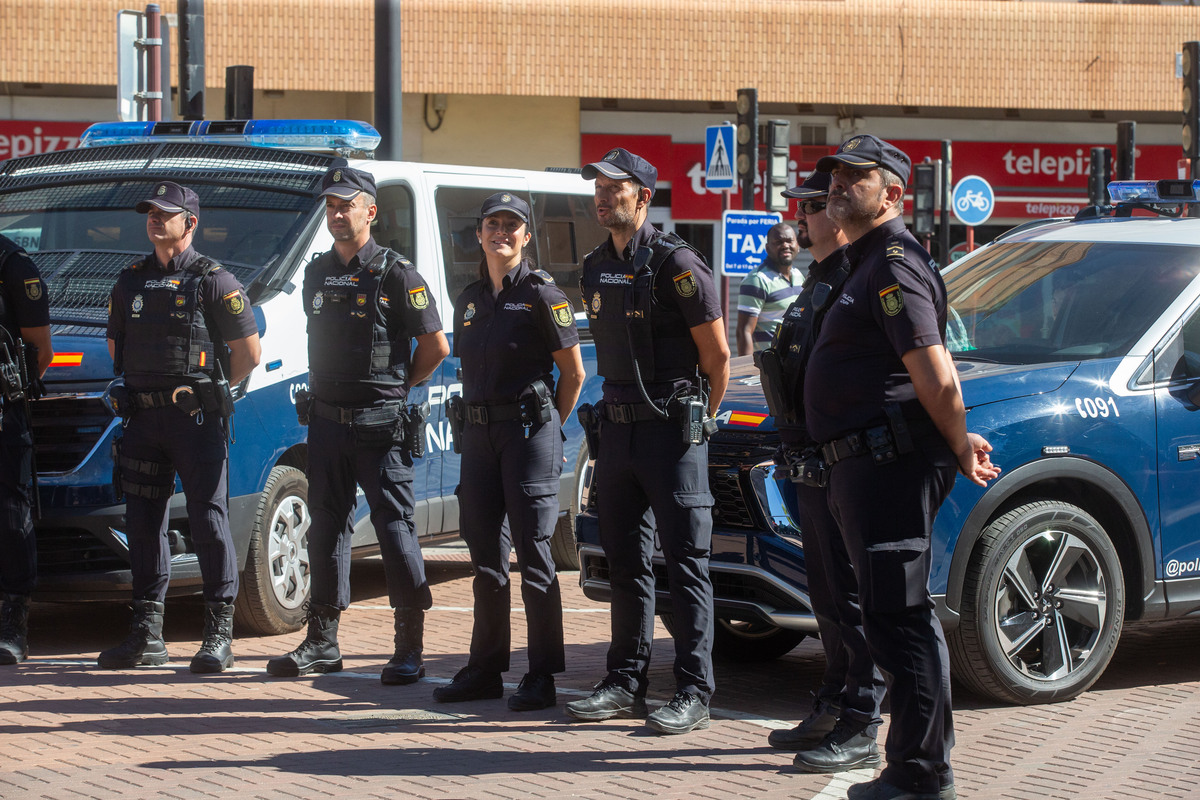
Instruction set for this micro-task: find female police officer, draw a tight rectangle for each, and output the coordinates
[433,192,585,711]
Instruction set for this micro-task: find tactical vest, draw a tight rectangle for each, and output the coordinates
[0,240,17,340]
[580,232,700,386]
[306,248,409,387]
[117,255,219,379]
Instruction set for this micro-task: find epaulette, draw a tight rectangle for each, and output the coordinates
[529,268,555,285]
[885,237,906,262]
[374,248,414,275]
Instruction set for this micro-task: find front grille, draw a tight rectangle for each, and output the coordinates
[707,428,779,530]
[36,527,126,573]
[31,395,115,473]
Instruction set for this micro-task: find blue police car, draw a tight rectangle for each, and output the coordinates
[577,179,1200,705]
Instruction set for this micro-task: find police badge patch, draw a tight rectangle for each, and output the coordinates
[409,286,430,309]
[23,278,42,301]
[312,291,324,312]
[674,270,698,298]
[464,302,475,321]
[879,284,904,316]
[332,169,343,182]
[224,289,245,315]
[552,301,572,328]
[591,291,601,314]
[132,294,144,316]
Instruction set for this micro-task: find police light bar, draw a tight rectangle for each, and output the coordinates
[78,119,381,154]
[1106,180,1200,204]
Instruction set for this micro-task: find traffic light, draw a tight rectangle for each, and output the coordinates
[765,120,790,212]
[736,88,757,210]
[1088,147,1112,206]
[1184,42,1200,166]
[912,161,938,236]
[1116,120,1136,181]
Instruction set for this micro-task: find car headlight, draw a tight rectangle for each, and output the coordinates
[747,460,804,545]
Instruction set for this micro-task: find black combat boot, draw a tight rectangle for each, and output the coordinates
[380,607,424,685]
[0,594,31,665]
[266,603,342,677]
[98,600,169,669]
[189,601,235,674]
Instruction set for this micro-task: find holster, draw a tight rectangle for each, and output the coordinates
[755,347,793,422]
[0,342,25,403]
[294,388,314,426]
[191,375,234,418]
[446,395,465,455]
[517,380,554,429]
[404,401,430,458]
[577,402,600,458]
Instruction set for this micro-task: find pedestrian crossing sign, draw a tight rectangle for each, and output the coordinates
[705,124,736,190]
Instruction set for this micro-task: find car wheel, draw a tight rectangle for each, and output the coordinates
[549,444,591,571]
[660,612,806,662]
[949,499,1125,705]
[233,465,312,636]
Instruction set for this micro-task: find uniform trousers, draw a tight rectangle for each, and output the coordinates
[825,437,957,794]
[307,412,431,611]
[795,480,885,730]
[0,403,35,596]
[120,405,238,603]
[595,416,715,701]
[457,409,565,675]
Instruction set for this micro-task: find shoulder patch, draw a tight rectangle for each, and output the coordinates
[408,285,430,310]
[879,283,904,316]
[551,300,573,328]
[223,289,246,315]
[23,277,42,301]
[674,270,698,298]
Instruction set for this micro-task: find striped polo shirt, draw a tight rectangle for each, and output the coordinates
[737,260,805,349]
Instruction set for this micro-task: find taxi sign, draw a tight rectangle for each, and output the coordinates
[720,209,781,276]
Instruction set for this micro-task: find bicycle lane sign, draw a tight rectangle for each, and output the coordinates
[952,175,995,227]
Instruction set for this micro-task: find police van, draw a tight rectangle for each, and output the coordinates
[0,119,606,635]
[577,178,1200,705]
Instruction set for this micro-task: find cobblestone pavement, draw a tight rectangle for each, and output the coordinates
[3,548,1200,800]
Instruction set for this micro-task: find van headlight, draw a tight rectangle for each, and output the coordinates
[747,460,804,545]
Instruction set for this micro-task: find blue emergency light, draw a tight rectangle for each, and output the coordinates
[1106,179,1200,204]
[78,119,381,154]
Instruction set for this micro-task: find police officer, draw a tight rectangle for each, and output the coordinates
[267,167,449,683]
[565,148,729,735]
[805,136,999,800]
[100,182,262,673]
[0,234,52,665]
[757,171,886,772]
[433,192,585,710]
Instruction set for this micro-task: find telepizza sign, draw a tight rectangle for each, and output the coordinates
[0,121,89,161]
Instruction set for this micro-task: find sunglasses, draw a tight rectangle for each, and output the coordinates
[798,200,827,215]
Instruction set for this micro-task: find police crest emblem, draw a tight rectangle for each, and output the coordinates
[879,284,904,316]
[224,290,245,315]
[356,293,367,306]
[175,294,186,307]
[501,193,512,202]
[23,278,41,301]
[604,150,620,161]
[591,291,601,314]
[674,270,698,298]
[552,301,572,328]
[332,169,343,182]
[464,302,475,321]
[845,137,863,151]
[156,184,167,196]
[132,293,144,315]
[409,286,429,309]
[312,291,324,311]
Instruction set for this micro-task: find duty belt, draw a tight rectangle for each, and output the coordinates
[601,401,667,424]
[819,416,932,466]
[463,401,523,425]
[819,429,885,466]
[129,388,190,410]
[312,398,402,425]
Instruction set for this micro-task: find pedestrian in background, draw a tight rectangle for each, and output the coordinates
[433,192,585,710]
[736,222,803,355]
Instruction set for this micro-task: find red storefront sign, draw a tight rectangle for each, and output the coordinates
[0,121,89,161]
[582,134,1185,223]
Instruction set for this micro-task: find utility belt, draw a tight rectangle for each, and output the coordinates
[109,375,233,420]
[793,405,931,488]
[579,393,716,453]
[295,391,429,457]
[444,380,554,453]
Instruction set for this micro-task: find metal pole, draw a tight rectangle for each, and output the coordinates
[940,140,951,269]
[374,0,403,160]
[146,4,162,121]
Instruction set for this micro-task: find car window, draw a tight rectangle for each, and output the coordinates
[1154,305,1200,384]
[945,241,1200,364]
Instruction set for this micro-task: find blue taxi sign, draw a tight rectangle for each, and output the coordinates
[952,175,995,226]
[721,209,781,276]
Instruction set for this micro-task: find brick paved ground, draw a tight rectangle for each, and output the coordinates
[3,550,1200,800]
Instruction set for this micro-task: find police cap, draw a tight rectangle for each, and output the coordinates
[816,134,912,188]
[581,147,658,198]
[319,166,377,200]
[782,170,832,199]
[480,192,530,224]
[135,181,200,216]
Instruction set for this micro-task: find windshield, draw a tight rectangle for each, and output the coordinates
[944,240,1200,364]
[0,179,319,329]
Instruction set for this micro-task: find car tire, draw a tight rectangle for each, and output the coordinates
[233,465,312,636]
[660,612,806,662]
[549,445,591,572]
[948,499,1125,705]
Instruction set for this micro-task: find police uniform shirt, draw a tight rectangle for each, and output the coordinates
[107,246,256,391]
[587,220,722,404]
[453,258,578,404]
[302,238,443,405]
[803,217,946,444]
[0,235,51,338]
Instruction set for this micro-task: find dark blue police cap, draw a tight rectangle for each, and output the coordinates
[816,134,912,187]
[782,170,832,199]
[581,148,658,197]
[320,166,377,200]
[480,192,530,224]
[135,181,200,216]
